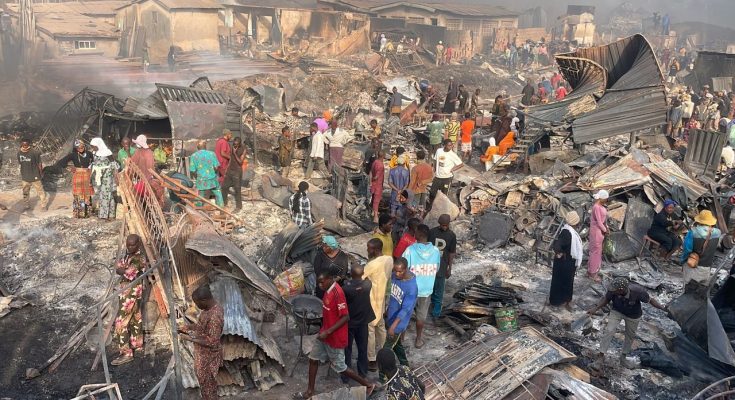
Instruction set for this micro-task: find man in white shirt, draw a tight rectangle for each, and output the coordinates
[324,119,352,170]
[305,122,330,179]
[430,139,463,202]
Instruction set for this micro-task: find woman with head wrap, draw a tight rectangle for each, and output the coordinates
[646,199,683,258]
[388,154,410,216]
[56,139,95,218]
[312,235,349,299]
[548,211,583,310]
[588,190,609,282]
[681,210,722,284]
[587,277,666,368]
[90,138,120,220]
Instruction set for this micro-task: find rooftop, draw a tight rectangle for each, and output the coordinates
[5,2,121,38]
[320,0,519,18]
[117,0,222,11]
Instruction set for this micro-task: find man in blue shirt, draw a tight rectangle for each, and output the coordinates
[402,224,440,349]
[384,257,417,367]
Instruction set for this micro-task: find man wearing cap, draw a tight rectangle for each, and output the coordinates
[429,214,457,319]
[681,210,721,284]
[587,277,666,368]
[215,129,233,185]
[647,199,683,258]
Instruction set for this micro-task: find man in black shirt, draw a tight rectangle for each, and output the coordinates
[222,137,246,211]
[17,137,47,210]
[341,263,375,380]
[429,214,457,320]
[587,277,666,368]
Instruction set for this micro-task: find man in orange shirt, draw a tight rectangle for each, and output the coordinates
[407,150,433,214]
[459,112,475,161]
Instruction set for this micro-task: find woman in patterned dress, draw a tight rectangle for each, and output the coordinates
[90,138,119,220]
[111,234,148,365]
[56,140,94,218]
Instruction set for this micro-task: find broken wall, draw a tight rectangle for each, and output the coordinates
[172,11,220,54]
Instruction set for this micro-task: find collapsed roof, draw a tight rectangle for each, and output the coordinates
[525,34,667,144]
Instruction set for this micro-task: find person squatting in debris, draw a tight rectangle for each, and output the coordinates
[429,214,457,320]
[17,137,47,211]
[431,139,463,203]
[646,199,683,259]
[384,257,418,368]
[364,238,394,371]
[89,138,119,221]
[373,214,394,257]
[221,137,247,211]
[215,128,233,185]
[295,270,378,399]
[112,234,148,366]
[189,140,224,207]
[407,150,433,215]
[341,263,375,380]
[370,149,386,224]
[278,126,294,178]
[289,181,314,227]
[56,139,94,218]
[305,122,329,179]
[403,224,440,349]
[548,211,583,311]
[313,235,349,298]
[587,277,667,369]
[378,348,425,400]
[117,137,135,167]
[681,210,721,285]
[178,284,224,400]
[588,190,609,283]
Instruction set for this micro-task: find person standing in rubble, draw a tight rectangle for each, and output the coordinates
[324,119,351,170]
[117,137,135,167]
[429,214,456,320]
[384,258,418,368]
[285,107,304,137]
[167,45,176,72]
[588,190,609,283]
[587,277,667,369]
[443,77,459,114]
[402,224,440,349]
[435,41,444,66]
[89,138,119,221]
[369,149,386,224]
[458,85,469,113]
[460,112,475,162]
[289,181,313,227]
[470,88,481,116]
[521,79,535,107]
[407,150,433,214]
[341,263,375,380]
[388,155,410,217]
[430,139,463,203]
[278,126,294,178]
[214,129,232,185]
[17,137,47,211]
[112,234,148,366]
[681,210,721,284]
[178,284,223,400]
[373,214,394,257]
[549,211,583,311]
[221,137,246,211]
[313,235,349,298]
[189,140,224,207]
[427,114,445,158]
[388,86,412,118]
[445,113,461,145]
[130,134,154,180]
[305,122,329,179]
[364,237,394,371]
[56,139,94,218]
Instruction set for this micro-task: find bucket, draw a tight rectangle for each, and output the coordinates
[495,307,518,332]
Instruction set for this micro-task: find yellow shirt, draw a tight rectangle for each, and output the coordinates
[372,230,394,257]
[363,255,394,326]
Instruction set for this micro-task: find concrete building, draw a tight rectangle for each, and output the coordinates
[554,5,596,46]
[115,0,222,63]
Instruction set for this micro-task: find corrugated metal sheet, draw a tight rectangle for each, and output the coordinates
[210,277,260,343]
[223,335,258,361]
[684,129,727,178]
[577,152,652,191]
[685,51,735,90]
[258,334,285,367]
[185,225,281,300]
[543,368,617,399]
[644,159,709,202]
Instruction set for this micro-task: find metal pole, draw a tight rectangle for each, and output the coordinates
[96,303,114,399]
[160,250,183,400]
[251,108,258,166]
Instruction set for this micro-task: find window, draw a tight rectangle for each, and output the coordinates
[75,40,96,49]
[407,16,425,24]
[481,20,496,36]
[430,18,438,26]
[501,20,515,28]
[446,18,461,30]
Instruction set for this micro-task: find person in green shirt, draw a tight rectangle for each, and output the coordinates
[427,113,445,159]
[117,137,135,167]
[153,144,168,166]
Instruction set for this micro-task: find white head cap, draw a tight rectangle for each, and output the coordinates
[132,134,149,149]
[593,189,610,200]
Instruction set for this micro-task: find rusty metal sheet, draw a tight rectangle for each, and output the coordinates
[684,129,727,178]
[186,225,281,300]
[577,151,652,192]
[542,368,618,399]
[686,51,735,90]
[644,159,709,202]
[414,327,576,400]
[165,101,228,140]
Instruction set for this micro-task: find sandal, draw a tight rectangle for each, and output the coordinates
[292,391,313,400]
[111,355,133,366]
